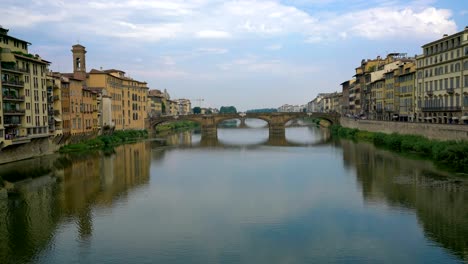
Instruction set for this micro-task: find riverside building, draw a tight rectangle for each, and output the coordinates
[0,26,50,148]
[415,26,468,124]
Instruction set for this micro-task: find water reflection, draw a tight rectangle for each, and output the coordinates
[338,139,468,261]
[0,127,466,263]
[0,142,151,264]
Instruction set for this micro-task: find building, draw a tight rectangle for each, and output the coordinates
[46,72,63,136]
[62,44,149,132]
[175,99,191,115]
[396,62,416,121]
[147,89,164,117]
[0,26,50,148]
[415,27,468,124]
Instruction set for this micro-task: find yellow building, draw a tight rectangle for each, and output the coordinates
[69,77,96,135]
[415,27,468,124]
[63,44,148,132]
[396,63,416,121]
[0,26,50,148]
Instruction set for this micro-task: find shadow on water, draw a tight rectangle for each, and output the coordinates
[0,126,466,263]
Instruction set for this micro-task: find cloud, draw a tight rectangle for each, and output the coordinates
[196,48,229,54]
[266,44,282,51]
[195,30,232,39]
[218,56,319,75]
[0,0,458,44]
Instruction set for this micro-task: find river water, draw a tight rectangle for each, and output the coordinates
[0,120,467,264]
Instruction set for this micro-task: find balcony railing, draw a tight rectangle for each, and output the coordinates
[421,106,461,112]
[446,88,454,94]
[2,95,25,101]
[2,80,25,87]
[3,109,26,115]
[1,65,29,73]
[4,121,21,126]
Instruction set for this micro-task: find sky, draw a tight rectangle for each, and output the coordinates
[1,0,467,111]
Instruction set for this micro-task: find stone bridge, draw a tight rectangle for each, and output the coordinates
[147,112,340,139]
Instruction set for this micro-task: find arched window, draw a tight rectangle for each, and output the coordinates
[76,58,81,70]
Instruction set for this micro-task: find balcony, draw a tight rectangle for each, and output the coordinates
[2,95,25,102]
[3,109,26,115]
[2,80,24,87]
[54,110,60,116]
[1,64,29,74]
[53,95,60,101]
[446,88,454,94]
[427,90,433,96]
[4,120,21,127]
[421,106,461,112]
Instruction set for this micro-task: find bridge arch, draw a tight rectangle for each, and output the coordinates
[282,115,336,126]
[215,116,271,127]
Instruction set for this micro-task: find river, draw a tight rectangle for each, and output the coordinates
[0,119,467,264]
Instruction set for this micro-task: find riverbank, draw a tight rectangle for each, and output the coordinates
[59,130,148,153]
[155,121,200,133]
[331,125,468,174]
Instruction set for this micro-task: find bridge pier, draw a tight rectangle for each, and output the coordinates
[239,118,247,128]
[269,123,286,138]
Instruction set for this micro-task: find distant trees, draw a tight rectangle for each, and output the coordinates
[246,108,278,113]
[193,106,201,114]
[219,106,237,114]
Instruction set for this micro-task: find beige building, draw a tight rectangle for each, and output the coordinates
[0,26,50,148]
[147,89,164,117]
[415,27,468,124]
[175,99,191,115]
[46,72,63,136]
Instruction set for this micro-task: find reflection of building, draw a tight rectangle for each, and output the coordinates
[340,139,468,262]
[0,26,51,148]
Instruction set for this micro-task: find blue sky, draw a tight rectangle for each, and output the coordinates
[1,0,466,110]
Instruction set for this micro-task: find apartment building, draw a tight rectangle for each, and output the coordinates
[175,99,192,115]
[415,27,468,124]
[147,89,164,117]
[0,27,50,148]
[46,72,63,136]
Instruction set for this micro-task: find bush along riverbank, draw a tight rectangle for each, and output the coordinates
[59,130,148,153]
[155,121,200,133]
[331,125,468,174]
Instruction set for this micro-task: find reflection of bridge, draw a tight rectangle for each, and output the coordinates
[147,112,340,139]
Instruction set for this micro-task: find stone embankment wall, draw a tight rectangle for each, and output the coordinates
[0,138,61,164]
[340,118,468,141]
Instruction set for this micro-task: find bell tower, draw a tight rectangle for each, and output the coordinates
[71,44,87,80]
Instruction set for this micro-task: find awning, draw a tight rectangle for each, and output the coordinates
[461,116,468,120]
[392,115,398,118]
[54,117,62,122]
[452,117,459,120]
[425,117,432,120]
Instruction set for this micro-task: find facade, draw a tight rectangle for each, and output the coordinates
[175,99,191,115]
[0,26,50,148]
[46,72,63,135]
[147,89,164,117]
[64,44,149,132]
[415,27,468,124]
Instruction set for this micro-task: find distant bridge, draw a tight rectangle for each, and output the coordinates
[147,112,340,139]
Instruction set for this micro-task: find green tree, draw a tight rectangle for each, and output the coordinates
[219,106,237,114]
[161,102,166,114]
[193,106,201,114]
